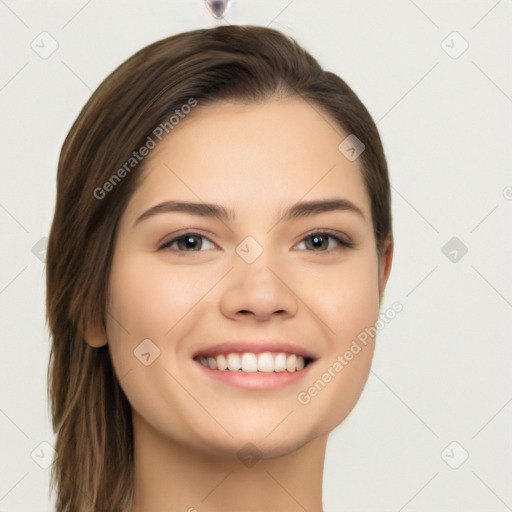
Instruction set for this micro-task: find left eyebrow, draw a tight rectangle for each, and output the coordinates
[280,198,366,222]
[132,197,367,228]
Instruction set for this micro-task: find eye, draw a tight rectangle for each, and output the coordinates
[294,231,354,252]
[158,230,354,253]
[159,232,216,252]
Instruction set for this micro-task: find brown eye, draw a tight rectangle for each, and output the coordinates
[295,232,354,252]
[159,233,216,252]
[304,234,329,251]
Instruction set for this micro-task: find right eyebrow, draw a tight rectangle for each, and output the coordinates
[133,201,234,227]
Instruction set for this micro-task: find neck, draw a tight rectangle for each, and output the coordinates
[130,411,327,512]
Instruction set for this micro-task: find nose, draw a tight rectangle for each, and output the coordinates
[219,258,299,322]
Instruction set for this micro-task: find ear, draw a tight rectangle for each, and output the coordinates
[378,238,394,299]
[83,322,108,348]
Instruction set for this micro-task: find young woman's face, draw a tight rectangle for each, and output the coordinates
[101,98,390,458]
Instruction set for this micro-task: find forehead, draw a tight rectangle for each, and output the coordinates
[125,98,371,222]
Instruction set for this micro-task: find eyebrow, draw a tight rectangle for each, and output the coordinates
[133,197,366,227]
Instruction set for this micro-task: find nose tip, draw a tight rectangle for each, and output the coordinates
[236,308,288,320]
[219,264,299,322]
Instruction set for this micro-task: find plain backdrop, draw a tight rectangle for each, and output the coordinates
[1,1,511,511]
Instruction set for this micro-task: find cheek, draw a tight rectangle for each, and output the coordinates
[295,252,380,435]
[105,253,185,381]
[108,253,204,340]
[105,253,212,441]
[304,251,380,343]
[105,251,222,389]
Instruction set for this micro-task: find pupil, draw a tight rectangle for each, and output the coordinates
[181,236,199,250]
[178,235,330,251]
[310,235,326,250]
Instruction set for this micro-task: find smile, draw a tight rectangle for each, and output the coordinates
[195,351,314,373]
[193,351,316,390]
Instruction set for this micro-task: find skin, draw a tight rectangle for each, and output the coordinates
[85,97,393,512]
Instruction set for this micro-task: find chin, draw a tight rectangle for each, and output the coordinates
[197,432,316,461]
[186,412,328,461]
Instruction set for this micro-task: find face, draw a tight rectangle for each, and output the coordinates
[95,98,392,459]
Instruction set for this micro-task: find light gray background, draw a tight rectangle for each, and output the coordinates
[1,1,511,511]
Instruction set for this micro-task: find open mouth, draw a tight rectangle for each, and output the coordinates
[194,352,315,373]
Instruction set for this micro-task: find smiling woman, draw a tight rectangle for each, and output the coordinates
[46,25,393,512]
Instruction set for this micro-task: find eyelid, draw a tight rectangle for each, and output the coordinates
[293,229,354,250]
[158,230,218,251]
[158,228,355,253]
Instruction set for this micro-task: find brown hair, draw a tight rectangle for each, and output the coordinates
[46,24,392,511]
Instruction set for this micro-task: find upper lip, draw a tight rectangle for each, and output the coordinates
[192,339,318,360]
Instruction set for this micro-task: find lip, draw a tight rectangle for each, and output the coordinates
[192,339,318,360]
[191,339,318,391]
[194,358,316,390]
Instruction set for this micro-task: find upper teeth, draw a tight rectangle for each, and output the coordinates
[197,352,306,373]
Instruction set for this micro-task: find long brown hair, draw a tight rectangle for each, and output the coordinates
[46,24,392,511]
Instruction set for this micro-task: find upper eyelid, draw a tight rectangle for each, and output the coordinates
[159,229,353,250]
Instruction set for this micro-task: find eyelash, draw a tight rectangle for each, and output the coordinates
[158,230,355,253]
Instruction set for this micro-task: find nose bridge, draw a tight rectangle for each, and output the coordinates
[218,234,298,320]
[234,233,286,285]
[235,235,267,266]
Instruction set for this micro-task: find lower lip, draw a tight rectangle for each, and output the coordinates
[194,360,315,390]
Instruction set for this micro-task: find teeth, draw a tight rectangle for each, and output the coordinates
[227,353,241,371]
[197,352,308,373]
[274,352,287,372]
[286,354,296,372]
[257,352,275,372]
[216,354,228,371]
[241,353,258,372]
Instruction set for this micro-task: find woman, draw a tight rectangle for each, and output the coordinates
[46,24,393,512]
